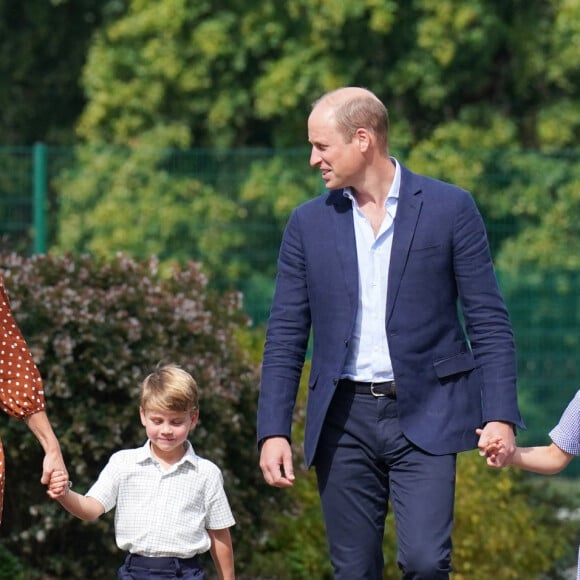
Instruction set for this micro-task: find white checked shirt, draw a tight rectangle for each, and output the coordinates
[87,440,235,558]
[549,390,580,455]
[549,389,580,580]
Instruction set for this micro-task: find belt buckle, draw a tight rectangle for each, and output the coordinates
[370,382,387,398]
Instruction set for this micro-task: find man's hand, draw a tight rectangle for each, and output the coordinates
[259,437,295,488]
[477,421,515,468]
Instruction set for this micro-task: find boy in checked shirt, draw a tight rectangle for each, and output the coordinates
[50,363,235,580]
[480,389,580,580]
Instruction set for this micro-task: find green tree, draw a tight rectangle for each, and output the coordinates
[53,0,580,478]
[451,453,577,579]
[56,0,579,269]
[0,0,125,145]
[0,0,128,255]
[54,145,321,325]
[68,0,579,149]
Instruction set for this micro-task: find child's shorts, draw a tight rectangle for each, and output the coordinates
[117,553,204,579]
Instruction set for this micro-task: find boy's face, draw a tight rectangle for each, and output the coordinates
[140,407,199,459]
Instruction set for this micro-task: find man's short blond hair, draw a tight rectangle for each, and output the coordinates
[140,363,199,414]
[313,87,390,152]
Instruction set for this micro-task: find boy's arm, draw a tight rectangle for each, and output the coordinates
[208,528,235,580]
[509,443,573,475]
[56,482,105,521]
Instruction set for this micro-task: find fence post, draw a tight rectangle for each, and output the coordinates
[32,142,47,254]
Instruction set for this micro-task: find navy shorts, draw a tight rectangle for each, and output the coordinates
[117,553,204,579]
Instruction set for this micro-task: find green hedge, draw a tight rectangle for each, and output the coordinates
[0,253,286,578]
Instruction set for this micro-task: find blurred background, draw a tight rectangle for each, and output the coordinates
[1,1,579,578]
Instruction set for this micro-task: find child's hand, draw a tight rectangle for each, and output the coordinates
[47,469,70,499]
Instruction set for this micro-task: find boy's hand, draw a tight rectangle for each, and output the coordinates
[47,469,70,499]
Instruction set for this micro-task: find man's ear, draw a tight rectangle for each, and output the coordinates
[355,128,371,152]
[139,406,147,427]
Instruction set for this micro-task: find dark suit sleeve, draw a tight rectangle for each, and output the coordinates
[453,193,523,428]
[257,209,311,443]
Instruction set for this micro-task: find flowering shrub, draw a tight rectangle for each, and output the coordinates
[0,253,276,578]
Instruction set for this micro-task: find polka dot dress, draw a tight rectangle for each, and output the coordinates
[0,275,46,524]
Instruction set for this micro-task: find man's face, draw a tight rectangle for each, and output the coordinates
[308,104,363,190]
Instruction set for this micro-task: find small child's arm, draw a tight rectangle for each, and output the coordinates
[49,471,105,521]
[509,443,573,475]
[208,527,235,580]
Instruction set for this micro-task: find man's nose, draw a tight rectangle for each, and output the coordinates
[309,148,321,167]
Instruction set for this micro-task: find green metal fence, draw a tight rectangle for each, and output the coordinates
[0,145,39,252]
[1,144,579,471]
[0,143,75,254]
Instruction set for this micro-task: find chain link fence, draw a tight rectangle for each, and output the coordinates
[1,144,579,470]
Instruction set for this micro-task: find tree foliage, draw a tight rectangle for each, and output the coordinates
[51,0,580,460]
[451,453,577,579]
[69,0,579,149]
[54,146,321,325]
[0,0,125,145]
[55,0,580,276]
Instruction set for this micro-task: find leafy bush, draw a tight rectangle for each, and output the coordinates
[2,252,577,579]
[0,543,23,580]
[249,361,579,579]
[252,451,578,580]
[0,252,283,578]
[451,452,577,579]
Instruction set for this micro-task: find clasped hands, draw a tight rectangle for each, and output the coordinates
[476,421,516,468]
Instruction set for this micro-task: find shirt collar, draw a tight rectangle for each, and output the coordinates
[136,439,199,469]
[343,157,401,206]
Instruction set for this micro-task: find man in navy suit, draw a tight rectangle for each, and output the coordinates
[257,87,524,579]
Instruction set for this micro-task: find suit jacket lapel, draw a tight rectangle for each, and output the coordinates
[387,166,422,323]
[330,190,359,312]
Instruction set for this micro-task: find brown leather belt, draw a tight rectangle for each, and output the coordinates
[338,379,396,398]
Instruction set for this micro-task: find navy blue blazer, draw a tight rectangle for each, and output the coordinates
[257,163,524,467]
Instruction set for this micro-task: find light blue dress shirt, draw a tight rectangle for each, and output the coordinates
[341,158,401,382]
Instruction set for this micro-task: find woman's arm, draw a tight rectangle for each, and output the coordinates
[23,410,68,498]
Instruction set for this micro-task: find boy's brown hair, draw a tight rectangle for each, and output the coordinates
[140,363,199,414]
